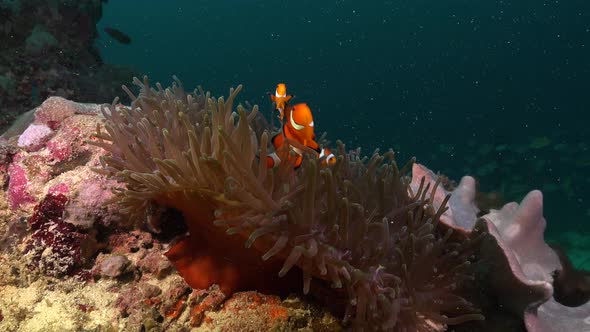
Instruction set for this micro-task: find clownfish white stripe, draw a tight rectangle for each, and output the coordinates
[320,148,334,161]
[292,146,303,156]
[290,111,305,130]
[268,152,281,168]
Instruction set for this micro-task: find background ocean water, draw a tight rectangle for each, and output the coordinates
[96,1,589,264]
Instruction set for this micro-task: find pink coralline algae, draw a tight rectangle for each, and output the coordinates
[24,193,97,277]
[45,122,84,163]
[48,182,70,196]
[46,140,73,162]
[6,97,110,213]
[7,163,36,209]
[17,123,53,152]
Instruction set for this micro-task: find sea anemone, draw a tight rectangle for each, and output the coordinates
[91,76,484,331]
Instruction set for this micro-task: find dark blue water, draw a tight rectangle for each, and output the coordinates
[97,0,590,258]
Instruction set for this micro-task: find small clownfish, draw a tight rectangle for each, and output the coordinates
[266,103,336,169]
[268,83,293,121]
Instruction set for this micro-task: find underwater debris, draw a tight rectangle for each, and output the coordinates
[91,76,485,330]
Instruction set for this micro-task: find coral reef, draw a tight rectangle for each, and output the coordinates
[0,79,587,331]
[92,77,486,330]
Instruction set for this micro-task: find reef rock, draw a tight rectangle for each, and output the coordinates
[92,254,131,278]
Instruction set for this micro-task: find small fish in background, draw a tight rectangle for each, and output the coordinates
[103,27,132,44]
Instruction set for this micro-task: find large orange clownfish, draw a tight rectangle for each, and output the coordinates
[268,83,293,121]
[266,103,336,169]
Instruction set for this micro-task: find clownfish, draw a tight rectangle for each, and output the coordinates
[268,83,293,121]
[266,103,336,169]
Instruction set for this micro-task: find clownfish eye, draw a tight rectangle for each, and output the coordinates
[290,111,305,130]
